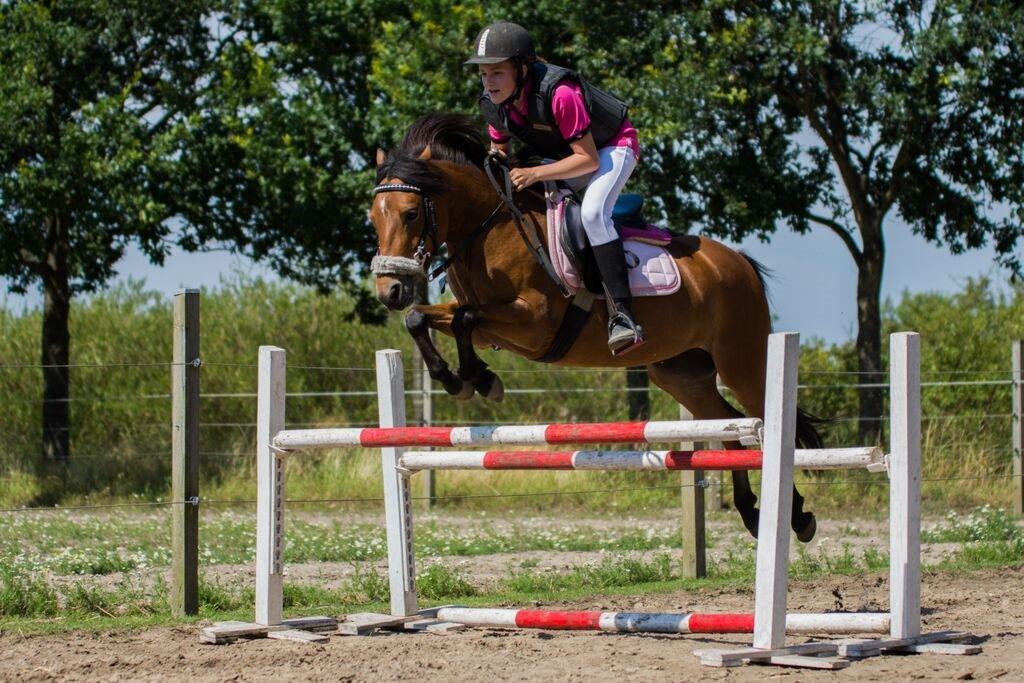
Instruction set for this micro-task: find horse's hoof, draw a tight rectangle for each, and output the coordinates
[454,381,475,401]
[442,375,475,400]
[473,369,504,402]
[740,506,760,539]
[795,512,817,543]
[485,375,504,402]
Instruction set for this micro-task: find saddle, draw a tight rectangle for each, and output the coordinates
[546,188,680,297]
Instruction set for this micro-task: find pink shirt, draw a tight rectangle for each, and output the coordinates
[487,78,640,160]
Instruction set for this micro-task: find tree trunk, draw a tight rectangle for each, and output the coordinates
[41,216,72,469]
[855,229,885,445]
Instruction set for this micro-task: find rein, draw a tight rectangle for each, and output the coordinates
[371,155,570,298]
[483,154,570,297]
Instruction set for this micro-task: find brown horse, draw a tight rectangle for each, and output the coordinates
[369,114,820,542]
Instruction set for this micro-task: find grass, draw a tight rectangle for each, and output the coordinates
[2,507,1021,633]
[0,509,686,577]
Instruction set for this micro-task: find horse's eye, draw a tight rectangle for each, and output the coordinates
[404,209,419,223]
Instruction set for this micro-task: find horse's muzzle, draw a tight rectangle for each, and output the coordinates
[376,277,415,310]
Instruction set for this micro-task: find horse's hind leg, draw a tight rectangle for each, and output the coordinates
[713,342,817,543]
[647,349,763,539]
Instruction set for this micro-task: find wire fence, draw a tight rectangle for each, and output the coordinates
[2,353,1020,514]
[1,470,1018,515]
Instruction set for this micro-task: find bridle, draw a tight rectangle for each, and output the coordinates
[369,183,440,279]
[370,174,507,284]
[370,154,568,296]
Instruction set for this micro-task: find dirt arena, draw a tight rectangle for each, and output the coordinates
[2,565,1020,681]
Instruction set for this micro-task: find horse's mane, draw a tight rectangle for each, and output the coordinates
[376,113,488,194]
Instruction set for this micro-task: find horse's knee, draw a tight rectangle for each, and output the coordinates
[451,307,479,335]
[405,309,427,335]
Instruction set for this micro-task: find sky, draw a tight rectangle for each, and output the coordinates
[2,217,1007,346]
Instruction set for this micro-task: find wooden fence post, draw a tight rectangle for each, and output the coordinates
[1013,340,1023,516]
[678,405,707,579]
[171,289,200,617]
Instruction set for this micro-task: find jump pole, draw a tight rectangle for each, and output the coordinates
[397,448,884,471]
[419,607,889,635]
[271,419,763,449]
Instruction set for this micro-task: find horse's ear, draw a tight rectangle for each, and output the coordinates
[419,145,432,160]
[376,148,387,166]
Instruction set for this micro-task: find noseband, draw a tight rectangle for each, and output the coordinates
[370,183,440,278]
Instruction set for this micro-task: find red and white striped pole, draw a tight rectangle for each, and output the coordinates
[422,607,889,635]
[398,448,884,471]
[272,418,763,451]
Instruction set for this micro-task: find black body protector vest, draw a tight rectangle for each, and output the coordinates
[478,62,628,160]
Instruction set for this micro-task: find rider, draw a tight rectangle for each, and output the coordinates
[465,21,645,356]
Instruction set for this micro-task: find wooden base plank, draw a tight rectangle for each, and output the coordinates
[763,655,850,670]
[337,612,419,636]
[394,618,467,634]
[268,629,330,644]
[200,621,270,644]
[894,642,981,655]
[283,616,337,633]
[200,616,339,644]
[839,631,976,658]
[697,642,838,667]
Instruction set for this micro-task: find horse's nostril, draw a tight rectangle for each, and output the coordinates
[388,282,402,304]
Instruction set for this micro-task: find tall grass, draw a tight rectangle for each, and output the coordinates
[1,274,1022,511]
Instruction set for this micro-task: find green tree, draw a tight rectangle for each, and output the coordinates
[640,2,1024,442]
[171,0,405,303]
[0,1,241,469]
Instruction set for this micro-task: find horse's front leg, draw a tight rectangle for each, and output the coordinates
[450,307,504,401]
[405,303,474,400]
[449,298,543,402]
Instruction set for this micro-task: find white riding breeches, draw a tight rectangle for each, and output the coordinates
[564,145,638,247]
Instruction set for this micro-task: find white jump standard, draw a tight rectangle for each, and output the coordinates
[200,332,980,669]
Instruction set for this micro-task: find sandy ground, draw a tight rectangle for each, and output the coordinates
[3,511,1020,680]
[2,565,1020,681]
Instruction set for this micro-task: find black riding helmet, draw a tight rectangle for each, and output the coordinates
[466,22,535,105]
[465,21,535,64]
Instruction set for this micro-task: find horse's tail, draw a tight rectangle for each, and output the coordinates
[739,252,774,324]
[740,252,828,448]
[796,408,827,449]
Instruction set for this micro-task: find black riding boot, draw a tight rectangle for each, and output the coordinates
[592,240,645,355]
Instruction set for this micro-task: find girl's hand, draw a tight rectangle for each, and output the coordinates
[509,166,540,191]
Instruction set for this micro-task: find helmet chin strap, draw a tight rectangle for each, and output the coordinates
[505,58,527,107]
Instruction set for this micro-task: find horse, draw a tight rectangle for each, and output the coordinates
[368,113,821,542]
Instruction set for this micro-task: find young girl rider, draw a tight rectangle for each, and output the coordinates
[465,21,645,356]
